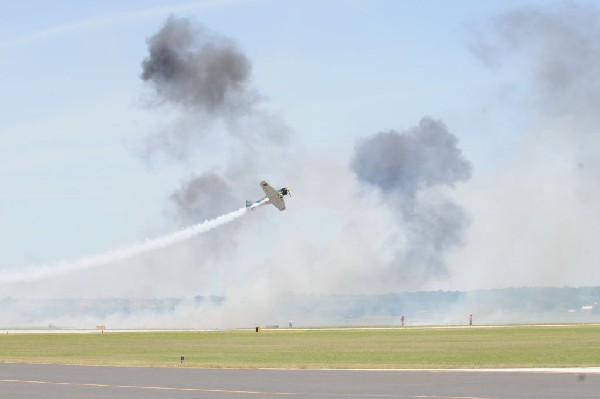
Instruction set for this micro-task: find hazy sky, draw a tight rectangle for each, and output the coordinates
[2,0,599,301]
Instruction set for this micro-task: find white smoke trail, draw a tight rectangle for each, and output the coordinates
[0,207,249,284]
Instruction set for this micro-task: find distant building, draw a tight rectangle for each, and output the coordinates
[581,306,593,313]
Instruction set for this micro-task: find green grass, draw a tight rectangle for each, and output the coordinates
[1,325,600,369]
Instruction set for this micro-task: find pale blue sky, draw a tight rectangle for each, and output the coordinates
[2,0,596,294]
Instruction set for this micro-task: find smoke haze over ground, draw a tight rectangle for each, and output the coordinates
[3,4,600,329]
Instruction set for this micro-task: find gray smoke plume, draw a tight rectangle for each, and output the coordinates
[170,172,238,223]
[351,118,471,198]
[470,4,600,122]
[350,117,472,286]
[141,16,289,224]
[455,4,600,290]
[141,15,256,115]
[470,3,600,186]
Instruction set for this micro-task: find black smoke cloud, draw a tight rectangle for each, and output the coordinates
[351,117,472,286]
[142,15,256,114]
[351,118,471,198]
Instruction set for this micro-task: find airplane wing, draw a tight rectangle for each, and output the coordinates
[261,181,286,211]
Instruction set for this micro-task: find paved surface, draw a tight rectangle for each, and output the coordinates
[1,364,600,398]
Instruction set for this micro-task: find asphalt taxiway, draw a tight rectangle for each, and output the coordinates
[1,363,600,398]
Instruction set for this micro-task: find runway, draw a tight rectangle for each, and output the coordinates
[1,364,600,398]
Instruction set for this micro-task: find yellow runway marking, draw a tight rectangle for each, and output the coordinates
[415,397,490,399]
[0,379,492,398]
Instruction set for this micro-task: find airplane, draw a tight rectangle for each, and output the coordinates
[246,181,291,211]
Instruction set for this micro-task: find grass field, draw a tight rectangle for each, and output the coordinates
[1,325,600,369]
